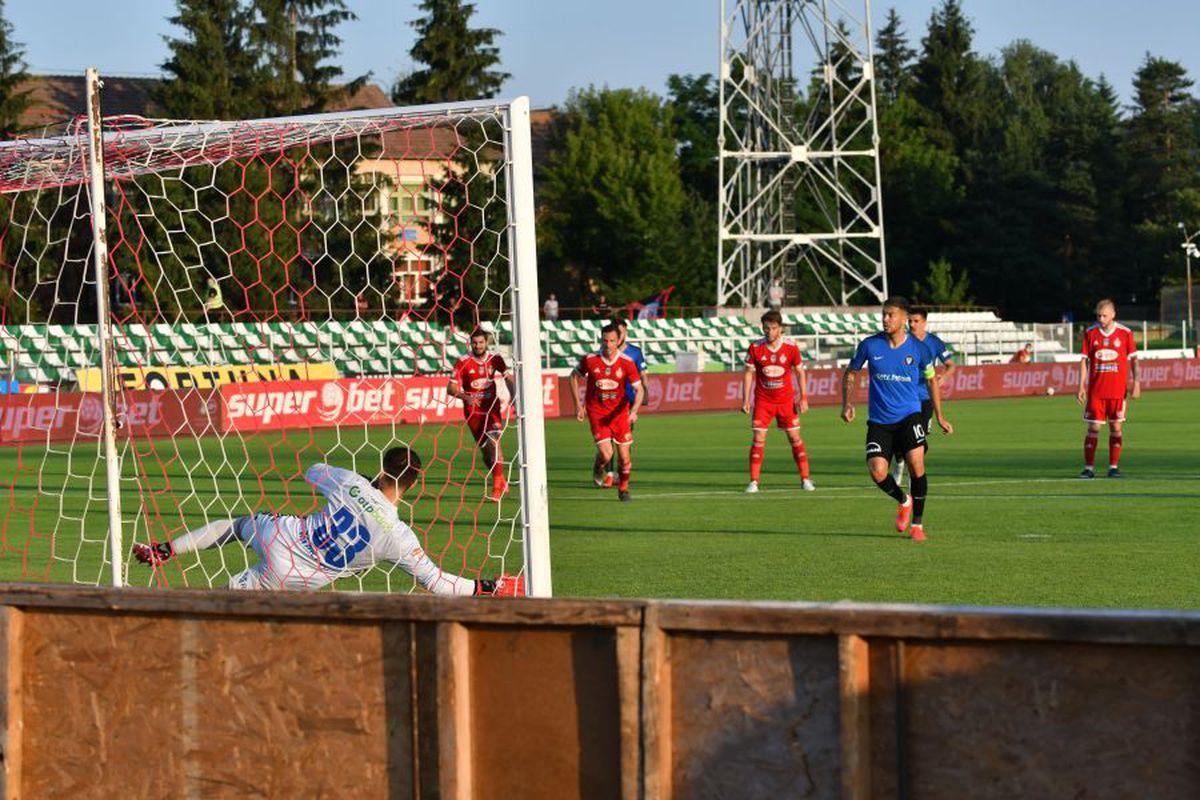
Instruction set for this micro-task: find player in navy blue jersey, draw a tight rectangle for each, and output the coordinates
[593,319,650,487]
[841,297,954,541]
[893,306,957,484]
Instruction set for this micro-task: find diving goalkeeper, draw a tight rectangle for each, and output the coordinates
[133,446,524,596]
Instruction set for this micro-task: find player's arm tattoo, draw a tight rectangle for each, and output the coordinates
[840,366,855,406]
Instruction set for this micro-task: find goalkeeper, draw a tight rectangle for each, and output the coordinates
[133,446,524,596]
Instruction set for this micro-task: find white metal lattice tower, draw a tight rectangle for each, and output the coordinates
[718,0,888,308]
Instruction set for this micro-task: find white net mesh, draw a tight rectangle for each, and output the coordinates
[0,98,545,592]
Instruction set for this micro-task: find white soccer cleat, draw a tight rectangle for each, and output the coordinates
[801,479,816,492]
[745,480,759,494]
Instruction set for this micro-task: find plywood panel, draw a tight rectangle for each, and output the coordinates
[667,633,841,800]
[901,640,1200,800]
[21,611,409,799]
[469,626,622,800]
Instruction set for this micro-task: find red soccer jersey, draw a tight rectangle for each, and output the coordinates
[576,351,641,417]
[1082,323,1136,400]
[745,338,803,404]
[451,353,507,411]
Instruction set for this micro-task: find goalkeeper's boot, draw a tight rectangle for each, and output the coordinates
[603,473,615,488]
[909,524,926,542]
[475,574,525,597]
[132,541,173,566]
[745,480,759,494]
[618,490,632,502]
[895,495,913,532]
[1107,466,1122,479]
[1079,467,1095,479]
[801,479,816,492]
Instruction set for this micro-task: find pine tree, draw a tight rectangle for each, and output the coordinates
[393,0,509,104]
[875,8,916,103]
[250,0,365,116]
[1123,56,1200,304]
[0,0,30,139]
[912,0,986,153]
[156,0,257,119]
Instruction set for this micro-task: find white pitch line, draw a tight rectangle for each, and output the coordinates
[554,475,1200,502]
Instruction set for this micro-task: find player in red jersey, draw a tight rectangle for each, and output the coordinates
[447,328,516,501]
[570,323,644,502]
[740,310,813,493]
[1077,299,1140,478]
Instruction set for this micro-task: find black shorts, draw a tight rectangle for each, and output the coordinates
[867,413,927,463]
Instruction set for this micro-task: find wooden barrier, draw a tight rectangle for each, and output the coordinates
[0,585,1196,798]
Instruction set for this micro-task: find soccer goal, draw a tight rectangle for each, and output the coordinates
[0,70,551,596]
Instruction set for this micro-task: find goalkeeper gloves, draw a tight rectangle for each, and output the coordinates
[473,573,526,597]
[132,542,174,566]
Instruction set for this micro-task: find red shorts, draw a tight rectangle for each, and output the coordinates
[465,409,504,443]
[1084,395,1126,424]
[588,409,633,445]
[752,398,799,431]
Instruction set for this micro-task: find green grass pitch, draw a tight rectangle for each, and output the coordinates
[1,390,1197,608]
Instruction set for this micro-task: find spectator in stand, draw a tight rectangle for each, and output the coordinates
[355,290,371,318]
[1010,342,1034,363]
[203,276,226,321]
[543,292,559,321]
[767,279,785,312]
[592,294,611,319]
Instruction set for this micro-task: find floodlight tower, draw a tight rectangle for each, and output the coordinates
[718,0,888,308]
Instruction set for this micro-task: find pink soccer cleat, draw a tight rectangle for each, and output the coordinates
[895,496,913,532]
[909,524,926,542]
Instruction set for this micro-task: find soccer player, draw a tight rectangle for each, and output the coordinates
[1077,299,1140,478]
[893,306,957,484]
[841,297,953,541]
[591,318,649,488]
[448,328,516,501]
[571,323,645,502]
[132,446,524,596]
[741,310,814,493]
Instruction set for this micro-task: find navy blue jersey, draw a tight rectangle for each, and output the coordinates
[914,332,952,401]
[622,343,647,405]
[848,333,933,424]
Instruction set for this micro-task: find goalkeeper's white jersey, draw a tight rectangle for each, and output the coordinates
[297,463,423,575]
[236,463,473,594]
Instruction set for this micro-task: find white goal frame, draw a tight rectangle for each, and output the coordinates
[6,70,553,597]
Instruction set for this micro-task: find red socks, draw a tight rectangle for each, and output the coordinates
[791,440,810,480]
[749,444,764,481]
[1083,431,1098,468]
[618,461,632,492]
[1108,433,1123,468]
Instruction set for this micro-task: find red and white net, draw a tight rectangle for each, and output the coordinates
[0,101,543,592]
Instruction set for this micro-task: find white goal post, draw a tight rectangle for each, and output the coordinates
[0,71,552,597]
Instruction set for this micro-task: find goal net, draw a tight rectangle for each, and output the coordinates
[0,78,551,595]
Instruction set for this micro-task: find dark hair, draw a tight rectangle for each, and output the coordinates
[601,322,620,337]
[760,310,783,326]
[883,296,910,314]
[379,446,422,490]
[909,306,928,319]
[469,327,489,341]
[614,318,630,331]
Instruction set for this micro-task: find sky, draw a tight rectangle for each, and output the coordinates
[8,0,1200,111]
